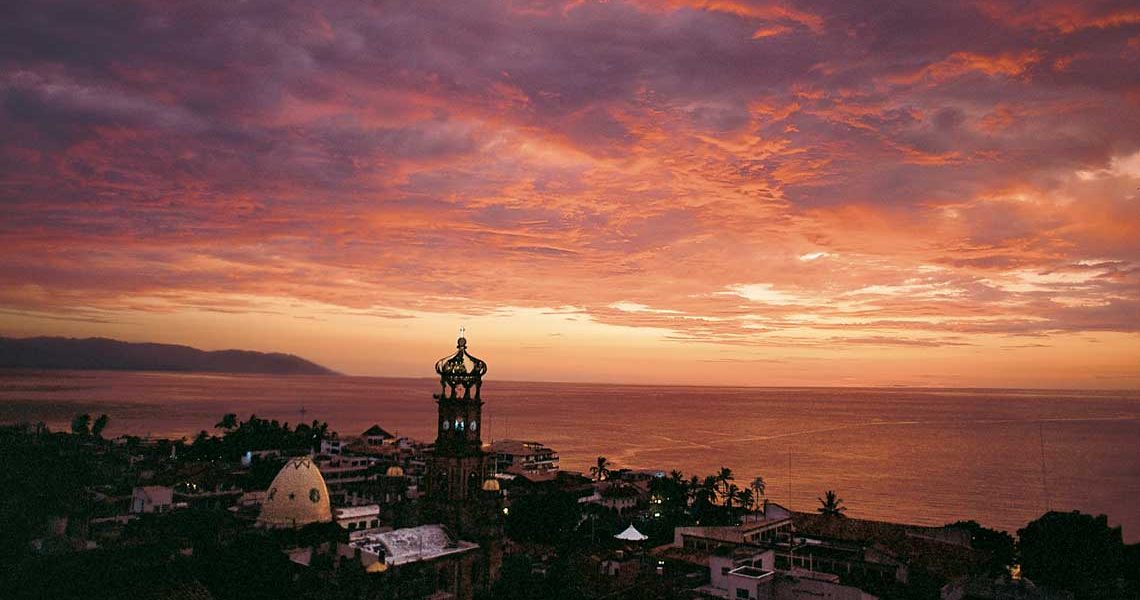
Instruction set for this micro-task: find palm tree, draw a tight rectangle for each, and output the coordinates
[715,467,735,501]
[693,475,718,508]
[590,456,612,481]
[91,414,109,438]
[687,475,702,505]
[751,476,766,500]
[723,483,741,509]
[817,490,847,517]
[738,488,755,511]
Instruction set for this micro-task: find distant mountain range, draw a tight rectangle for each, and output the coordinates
[0,336,338,375]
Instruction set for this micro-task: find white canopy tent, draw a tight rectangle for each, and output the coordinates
[614,524,648,542]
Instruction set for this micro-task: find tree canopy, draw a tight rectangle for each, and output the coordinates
[1018,510,1124,599]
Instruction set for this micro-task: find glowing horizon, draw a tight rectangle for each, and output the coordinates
[1,1,1138,388]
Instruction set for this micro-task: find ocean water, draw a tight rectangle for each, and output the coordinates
[2,370,1138,541]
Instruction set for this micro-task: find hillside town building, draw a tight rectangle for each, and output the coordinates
[489,439,559,477]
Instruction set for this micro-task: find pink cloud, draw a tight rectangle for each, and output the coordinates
[1,0,1138,382]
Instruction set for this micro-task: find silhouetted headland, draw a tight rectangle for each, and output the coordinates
[0,336,337,376]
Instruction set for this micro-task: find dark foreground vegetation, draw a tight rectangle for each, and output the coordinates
[1,419,1138,599]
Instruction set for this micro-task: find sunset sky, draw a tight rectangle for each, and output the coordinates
[2,0,1138,387]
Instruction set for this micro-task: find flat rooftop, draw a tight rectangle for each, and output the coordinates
[490,439,557,455]
[729,566,774,580]
[348,524,478,566]
[334,505,380,519]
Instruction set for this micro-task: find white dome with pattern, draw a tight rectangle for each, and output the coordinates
[257,456,332,528]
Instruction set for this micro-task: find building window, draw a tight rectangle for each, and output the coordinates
[736,589,750,599]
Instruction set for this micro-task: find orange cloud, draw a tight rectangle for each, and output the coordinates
[889,50,1043,85]
[1,0,1138,386]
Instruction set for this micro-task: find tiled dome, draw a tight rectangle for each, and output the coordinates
[257,456,332,528]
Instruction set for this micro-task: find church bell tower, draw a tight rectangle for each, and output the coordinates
[433,332,486,461]
[425,332,497,536]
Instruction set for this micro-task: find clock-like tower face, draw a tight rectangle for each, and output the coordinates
[435,389,482,455]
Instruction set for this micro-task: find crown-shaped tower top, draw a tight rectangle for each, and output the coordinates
[434,332,487,400]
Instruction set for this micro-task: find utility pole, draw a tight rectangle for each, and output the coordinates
[787,450,792,508]
[788,449,794,571]
[1039,422,1050,512]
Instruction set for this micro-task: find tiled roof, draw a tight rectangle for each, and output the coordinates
[791,512,980,578]
[362,425,395,439]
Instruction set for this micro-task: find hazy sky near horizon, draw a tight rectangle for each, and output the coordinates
[2,0,1139,387]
